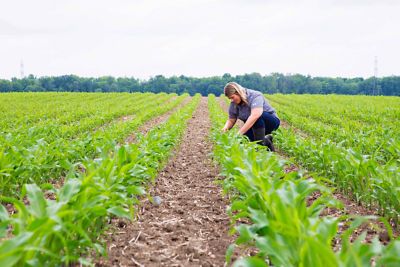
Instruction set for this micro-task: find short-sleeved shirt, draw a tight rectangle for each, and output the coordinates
[228,88,277,122]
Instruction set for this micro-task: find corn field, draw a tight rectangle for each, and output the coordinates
[0,92,399,266]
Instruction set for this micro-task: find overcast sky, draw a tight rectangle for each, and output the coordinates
[1,0,399,79]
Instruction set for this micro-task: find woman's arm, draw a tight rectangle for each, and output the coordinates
[222,118,237,132]
[238,107,263,135]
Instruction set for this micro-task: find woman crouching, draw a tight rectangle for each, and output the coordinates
[222,82,280,151]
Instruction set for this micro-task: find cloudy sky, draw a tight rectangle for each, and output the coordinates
[1,0,399,79]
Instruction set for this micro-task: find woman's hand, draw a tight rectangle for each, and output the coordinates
[222,118,237,132]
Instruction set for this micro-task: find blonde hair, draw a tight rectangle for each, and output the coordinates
[223,82,248,105]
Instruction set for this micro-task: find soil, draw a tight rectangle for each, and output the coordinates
[125,96,191,143]
[100,97,234,266]
[95,96,178,133]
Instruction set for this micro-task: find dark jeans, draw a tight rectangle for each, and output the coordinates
[244,112,280,142]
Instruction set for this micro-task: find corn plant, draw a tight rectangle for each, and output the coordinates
[263,94,400,223]
[0,93,188,197]
[0,94,200,265]
[208,94,400,266]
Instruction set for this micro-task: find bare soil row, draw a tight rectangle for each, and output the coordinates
[100,97,233,266]
[96,96,396,266]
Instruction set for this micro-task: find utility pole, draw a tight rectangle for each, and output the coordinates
[20,59,25,78]
[373,56,378,95]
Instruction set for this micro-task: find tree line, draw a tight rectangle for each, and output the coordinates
[0,73,399,96]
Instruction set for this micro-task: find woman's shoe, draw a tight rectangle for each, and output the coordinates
[263,135,275,152]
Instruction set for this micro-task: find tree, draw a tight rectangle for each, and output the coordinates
[1,73,399,95]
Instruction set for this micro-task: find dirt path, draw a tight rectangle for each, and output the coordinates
[125,96,191,143]
[103,97,233,266]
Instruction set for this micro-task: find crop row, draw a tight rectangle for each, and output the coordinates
[267,95,399,162]
[0,94,201,266]
[267,94,400,126]
[0,93,125,132]
[208,94,400,266]
[262,95,400,222]
[0,93,187,197]
[275,124,400,222]
[0,93,161,141]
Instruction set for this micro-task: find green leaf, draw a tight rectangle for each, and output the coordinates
[302,236,337,267]
[377,240,400,266]
[107,206,131,220]
[0,221,9,238]
[248,208,270,228]
[231,200,248,212]
[226,244,235,265]
[235,224,253,245]
[25,184,47,218]
[233,257,268,267]
[0,232,34,267]
[0,205,9,221]
[58,179,82,203]
[126,185,145,196]
[0,196,29,225]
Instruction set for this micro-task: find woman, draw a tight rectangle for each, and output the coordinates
[222,82,280,151]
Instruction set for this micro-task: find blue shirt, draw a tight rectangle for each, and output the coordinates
[228,88,277,122]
